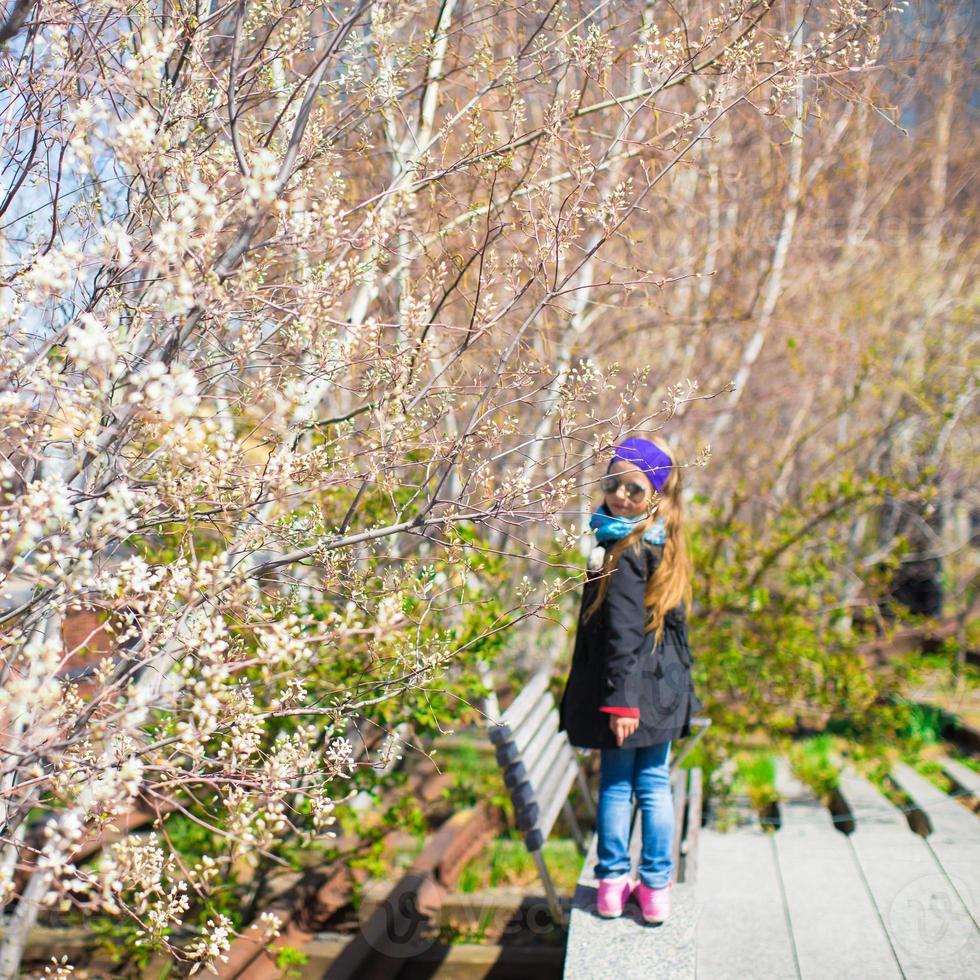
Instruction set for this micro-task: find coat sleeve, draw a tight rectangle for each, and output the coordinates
[599,705,641,719]
[600,546,649,713]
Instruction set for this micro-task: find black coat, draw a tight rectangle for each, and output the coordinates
[558,540,704,750]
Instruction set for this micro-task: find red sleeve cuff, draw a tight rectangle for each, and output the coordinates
[600,706,640,718]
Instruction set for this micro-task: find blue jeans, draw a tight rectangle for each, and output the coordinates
[595,741,673,888]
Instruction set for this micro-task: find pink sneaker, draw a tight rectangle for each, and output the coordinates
[635,880,672,923]
[596,874,632,918]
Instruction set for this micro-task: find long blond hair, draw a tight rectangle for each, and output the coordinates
[583,438,692,643]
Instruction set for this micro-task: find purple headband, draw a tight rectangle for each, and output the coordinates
[610,438,672,493]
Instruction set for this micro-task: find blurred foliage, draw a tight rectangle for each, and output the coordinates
[275,945,309,978]
[788,735,840,798]
[689,474,899,743]
[87,917,159,976]
[437,738,513,814]
[733,752,780,817]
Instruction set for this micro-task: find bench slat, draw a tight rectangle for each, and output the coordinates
[526,729,574,794]
[498,669,552,731]
[489,695,552,753]
[513,734,571,829]
[521,704,560,765]
[526,758,581,850]
[510,695,554,753]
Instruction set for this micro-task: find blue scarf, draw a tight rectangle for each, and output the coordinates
[589,504,667,546]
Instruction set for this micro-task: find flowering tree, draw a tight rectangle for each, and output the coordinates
[0,0,918,973]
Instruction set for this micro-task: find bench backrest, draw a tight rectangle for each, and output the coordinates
[489,669,585,851]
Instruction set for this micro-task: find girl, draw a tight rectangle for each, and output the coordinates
[558,436,703,923]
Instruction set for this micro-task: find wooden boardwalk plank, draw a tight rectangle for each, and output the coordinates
[839,767,979,978]
[939,756,980,806]
[890,762,980,844]
[890,762,980,934]
[696,817,797,980]
[773,758,902,979]
[838,768,908,832]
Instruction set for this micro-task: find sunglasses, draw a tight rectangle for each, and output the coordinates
[600,475,649,501]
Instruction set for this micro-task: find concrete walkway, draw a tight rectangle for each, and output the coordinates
[565,812,698,980]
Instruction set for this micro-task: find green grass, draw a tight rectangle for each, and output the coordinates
[788,735,840,798]
[905,634,980,676]
[436,908,498,945]
[951,752,980,774]
[733,751,779,815]
[909,757,955,795]
[456,836,582,894]
[434,738,513,813]
[704,768,741,832]
[897,699,949,744]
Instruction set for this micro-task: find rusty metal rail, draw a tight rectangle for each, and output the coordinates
[323,802,502,980]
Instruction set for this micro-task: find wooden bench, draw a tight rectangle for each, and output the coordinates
[488,669,594,925]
